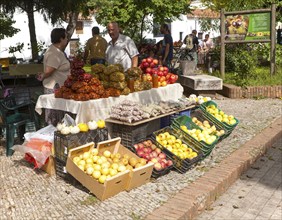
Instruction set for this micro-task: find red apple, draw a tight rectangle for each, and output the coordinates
[150,158,159,164]
[167,160,173,167]
[143,62,149,68]
[158,66,164,72]
[160,161,167,168]
[133,144,139,150]
[170,74,178,83]
[137,149,145,157]
[151,151,158,158]
[147,57,153,63]
[151,144,157,150]
[163,70,168,76]
[163,66,169,72]
[158,152,166,159]
[155,148,161,154]
[153,59,159,65]
[150,62,155,68]
[157,71,164,77]
[142,58,147,63]
[146,67,152,74]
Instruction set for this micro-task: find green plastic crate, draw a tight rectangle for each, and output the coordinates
[200,101,239,132]
[171,115,219,148]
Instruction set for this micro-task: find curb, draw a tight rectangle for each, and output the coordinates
[145,116,282,220]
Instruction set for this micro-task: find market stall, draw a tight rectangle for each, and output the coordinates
[35,83,184,123]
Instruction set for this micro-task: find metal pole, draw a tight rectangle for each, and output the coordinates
[270,4,276,76]
[220,9,225,79]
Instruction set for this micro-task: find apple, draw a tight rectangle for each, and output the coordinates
[150,62,155,68]
[155,148,162,154]
[150,158,159,164]
[157,71,164,77]
[163,66,169,72]
[160,161,167,168]
[146,74,152,81]
[142,58,147,63]
[146,67,152,74]
[158,66,164,72]
[151,151,158,158]
[159,152,166,159]
[153,59,159,65]
[143,62,149,68]
[133,144,139,150]
[163,70,168,76]
[161,81,167,87]
[159,76,166,83]
[167,160,173,167]
[154,162,162,171]
[170,74,178,83]
[137,149,145,157]
[152,69,158,75]
[147,57,153,63]
[151,144,157,150]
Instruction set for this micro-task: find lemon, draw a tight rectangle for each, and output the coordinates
[97,120,105,129]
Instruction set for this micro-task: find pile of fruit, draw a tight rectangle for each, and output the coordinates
[72,148,147,184]
[155,131,198,160]
[139,57,179,87]
[191,117,225,137]
[56,119,105,135]
[188,94,212,105]
[133,140,173,171]
[55,58,124,100]
[206,105,237,125]
[180,126,218,145]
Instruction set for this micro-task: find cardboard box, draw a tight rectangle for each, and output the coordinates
[66,141,130,201]
[96,138,154,191]
[41,155,55,176]
[66,138,154,200]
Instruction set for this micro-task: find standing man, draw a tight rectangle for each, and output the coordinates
[106,22,139,71]
[191,30,199,65]
[83,26,108,65]
[160,24,173,68]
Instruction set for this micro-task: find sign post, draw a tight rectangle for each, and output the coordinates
[220,4,276,78]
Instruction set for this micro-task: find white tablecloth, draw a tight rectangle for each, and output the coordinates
[35,83,184,123]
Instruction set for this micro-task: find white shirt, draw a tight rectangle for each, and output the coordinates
[106,34,139,71]
[43,45,70,89]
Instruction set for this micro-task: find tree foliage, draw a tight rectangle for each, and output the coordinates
[0,13,19,40]
[87,0,191,44]
[0,0,88,60]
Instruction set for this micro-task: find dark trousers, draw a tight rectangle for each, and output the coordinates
[90,58,106,65]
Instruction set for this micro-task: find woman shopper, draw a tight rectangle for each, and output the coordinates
[37,28,70,125]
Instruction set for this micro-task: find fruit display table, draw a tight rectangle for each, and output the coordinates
[35,83,184,124]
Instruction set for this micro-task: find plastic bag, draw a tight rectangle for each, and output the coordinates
[12,138,52,168]
[24,124,57,143]
[61,113,75,126]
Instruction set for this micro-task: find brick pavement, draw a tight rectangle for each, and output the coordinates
[145,116,282,220]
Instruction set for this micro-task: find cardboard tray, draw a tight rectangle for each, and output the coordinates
[66,138,154,200]
[66,141,130,201]
[96,138,154,191]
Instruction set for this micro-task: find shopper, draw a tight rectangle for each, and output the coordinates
[160,24,173,68]
[184,30,199,65]
[37,28,70,125]
[83,26,108,65]
[106,22,139,71]
[202,34,213,52]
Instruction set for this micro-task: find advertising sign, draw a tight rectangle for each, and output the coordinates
[225,12,270,41]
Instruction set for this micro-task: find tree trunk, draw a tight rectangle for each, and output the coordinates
[65,11,79,49]
[26,3,38,61]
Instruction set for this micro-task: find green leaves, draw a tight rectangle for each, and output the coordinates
[0,13,19,40]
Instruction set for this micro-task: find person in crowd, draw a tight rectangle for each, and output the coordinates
[160,24,173,68]
[183,29,199,65]
[37,28,70,125]
[106,22,139,71]
[201,34,214,52]
[83,26,108,65]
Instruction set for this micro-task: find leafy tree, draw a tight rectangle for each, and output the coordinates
[87,0,191,45]
[0,13,19,40]
[0,0,88,60]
